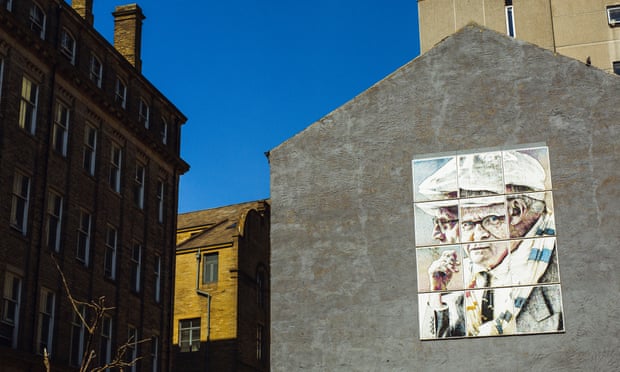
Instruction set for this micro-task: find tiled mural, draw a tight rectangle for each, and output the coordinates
[412,145,564,339]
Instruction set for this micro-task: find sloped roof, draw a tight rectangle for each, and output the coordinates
[270,23,616,155]
[176,200,268,250]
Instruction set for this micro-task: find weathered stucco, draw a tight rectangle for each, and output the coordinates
[269,25,619,371]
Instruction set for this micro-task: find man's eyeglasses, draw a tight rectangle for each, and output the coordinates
[432,218,459,233]
[460,215,506,232]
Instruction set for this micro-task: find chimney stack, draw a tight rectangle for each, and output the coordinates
[113,4,145,72]
[72,0,94,26]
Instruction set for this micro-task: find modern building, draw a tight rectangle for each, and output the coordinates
[0,1,188,371]
[418,0,620,74]
[173,200,270,372]
[268,25,619,370]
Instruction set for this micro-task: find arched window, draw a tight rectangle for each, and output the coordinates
[256,271,266,308]
[60,28,76,64]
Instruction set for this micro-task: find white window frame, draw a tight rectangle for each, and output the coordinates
[139,98,150,128]
[37,288,55,355]
[83,124,97,176]
[100,316,113,368]
[608,6,620,26]
[151,336,159,372]
[134,163,145,209]
[202,253,218,284]
[60,28,76,64]
[126,326,138,372]
[104,226,118,279]
[53,101,70,156]
[115,78,127,109]
[1,272,22,349]
[29,2,46,39]
[76,210,91,265]
[505,4,516,38]
[70,305,86,366]
[131,243,142,292]
[161,117,168,145]
[109,144,122,193]
[46,191,63,252]
[90,54,103,88]
[157,181,165,223]
[10,172,30,234]
[19,76,39,135]
[154,255,161,303]
[179,318,200,352]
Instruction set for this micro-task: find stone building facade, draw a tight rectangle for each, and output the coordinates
[269,25,619,370]
[419,0,620,74]
[0,1,188,371]
[174,200,270,372]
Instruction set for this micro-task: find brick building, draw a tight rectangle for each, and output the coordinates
[0,1,188,371]
[174,200,270,372]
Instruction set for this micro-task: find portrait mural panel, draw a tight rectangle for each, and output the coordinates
[412,145,564,339]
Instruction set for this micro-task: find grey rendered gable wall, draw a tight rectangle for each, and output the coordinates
[269,25,619,371]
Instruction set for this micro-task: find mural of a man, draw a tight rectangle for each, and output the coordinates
[417,149,563,338]
[418,200,460,244]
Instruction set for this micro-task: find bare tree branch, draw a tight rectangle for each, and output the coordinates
[43,348,50,372]
[49,254,147,372]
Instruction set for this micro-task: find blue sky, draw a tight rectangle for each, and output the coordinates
[92,1,420,213]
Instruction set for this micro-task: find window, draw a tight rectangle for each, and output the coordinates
[161,118,168,145]
[134,164,145,209]
[90,54,103,88]
[202,253,218,284]
[505,3,515,38]
[76,210,91,264]
[83,125,97,176]
[10,172,30,234]
[104,226,118,279]
[151,336,159,372]
[19,77,39,134]
[5,0,12,11]
[0,272,22,348]
[131,243,142,292]
[109,144,122,193]
[156,181,165,223]
[154,256,161,303]
[257,271,265,308]
[70,305,86,366]
[29,2,46,39]
[37,289,55,355]
[100,316,112,368]
[115,78,127,108]
[53,101,70,156]
[179,319,200,352]
[0,58,4,104]
[256,324,266,361]
[608,6,620,26]
[126,326,138,371]
[139,99,150,128]
[46,191,63,252]
[60,29,76,64]
[614,61,620,75]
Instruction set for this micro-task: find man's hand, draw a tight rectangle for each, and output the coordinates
[428,250,460,291]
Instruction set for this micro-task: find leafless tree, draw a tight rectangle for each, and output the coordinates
[45,256,148,372]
